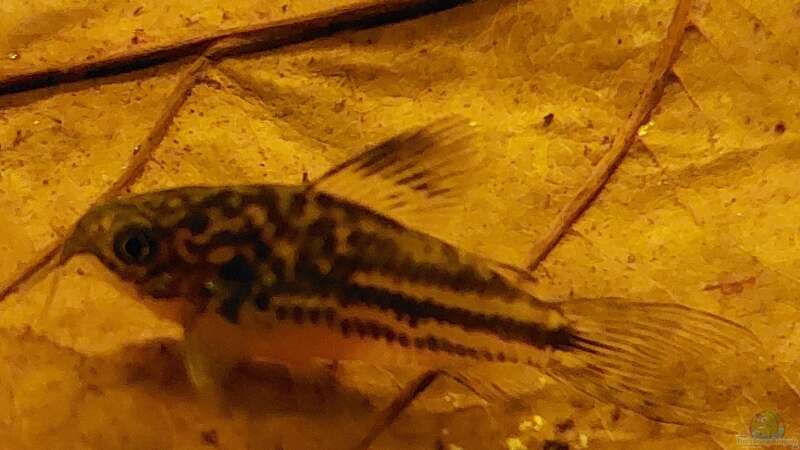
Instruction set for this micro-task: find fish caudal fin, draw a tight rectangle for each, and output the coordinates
[549,299,771,429]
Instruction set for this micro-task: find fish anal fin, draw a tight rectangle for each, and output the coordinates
[447,364,545,406]
[309,116,482,229]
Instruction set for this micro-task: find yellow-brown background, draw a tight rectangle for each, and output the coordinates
[1,0,798,448]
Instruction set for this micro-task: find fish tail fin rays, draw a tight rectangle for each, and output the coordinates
[549,298,774,430]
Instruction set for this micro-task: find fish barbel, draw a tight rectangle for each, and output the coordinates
[60,117,765,427]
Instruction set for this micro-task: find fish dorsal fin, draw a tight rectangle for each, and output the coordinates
[309,116,482,227]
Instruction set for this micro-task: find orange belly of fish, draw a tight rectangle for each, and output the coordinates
[185,308,455,371]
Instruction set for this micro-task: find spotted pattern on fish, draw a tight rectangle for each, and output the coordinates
[63,184,579,356]
[161,187,572,350]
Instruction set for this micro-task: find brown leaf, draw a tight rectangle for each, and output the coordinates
[2,0,799,448]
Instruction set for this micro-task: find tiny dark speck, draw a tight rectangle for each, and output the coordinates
[292,306,303,324]
[398,334,410,347]
[332,100,346,113]
[254,294,271,310]
[289,192,308,216]
[200,281,216,298]
[555,418,575,433]
[775,121,786,134]
[412,182,430,192]
[325,308,336,326]
[543,440,569,450]
[253,240,270,260]
[201,429,218,446]
[217,297,244,323]
[543,113,555,127]
[181,211,210,234]
[276,306,288,320]
[218,255,255,284]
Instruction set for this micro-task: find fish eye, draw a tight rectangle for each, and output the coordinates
[113,226,158,265]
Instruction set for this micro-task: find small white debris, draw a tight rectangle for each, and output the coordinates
[505,437,528,450]
[532,415,544,431]
[444,392,469,409]
[579,432,589,448]
[448,444,464,450]
[637,120,654,137]
[518,414,544,433]
[537,375,550,387]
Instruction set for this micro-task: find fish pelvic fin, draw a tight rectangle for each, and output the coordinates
[549,298,772,430]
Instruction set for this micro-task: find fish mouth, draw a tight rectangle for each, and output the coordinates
[59,205,112,265]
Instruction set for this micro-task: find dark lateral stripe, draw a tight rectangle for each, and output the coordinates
[325,283,577,350]
[411,334,516,363]
[250,298,506,362]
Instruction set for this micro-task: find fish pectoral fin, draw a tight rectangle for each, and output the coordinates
[309,116,482,229]
[550,298,774,430]
[182,316,245,408]
[183,338,229,405]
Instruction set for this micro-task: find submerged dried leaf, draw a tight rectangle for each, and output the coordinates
[1,0,799,449]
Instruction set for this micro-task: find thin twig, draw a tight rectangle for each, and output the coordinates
[526,0,694,271]
[0,0,468,95]
[0,243,62,302]
[352,370,441,450]
[99,56,210,202]
[0,56,209,301]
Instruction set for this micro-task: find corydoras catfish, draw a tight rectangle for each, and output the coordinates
[59,117,765,428]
